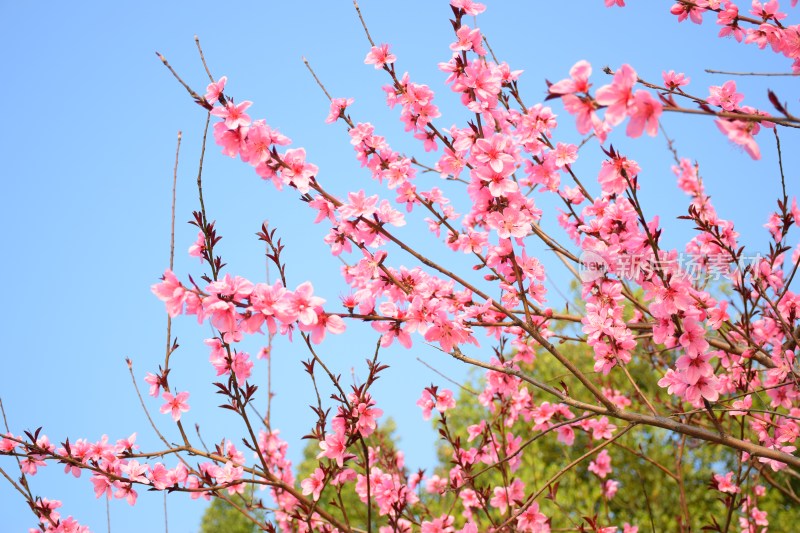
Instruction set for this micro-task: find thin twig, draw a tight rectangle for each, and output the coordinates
[265,264,274,429]
[0,466,27,499]
[774,128,786,201]
[194,36,215,83]
[303,57,333,101]
[126,359,170,447]
[156,52,210,108]
[169,131,181,272]
[621,364,658,416]
[352,1,376,47]
[0,398,29,485]
[636,466,657,533]
[416,356,477,395]
[705,69,799,77]
[196,112,212,229]
[165,131,181,363]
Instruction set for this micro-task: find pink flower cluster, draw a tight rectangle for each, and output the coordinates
[152,272,344,347]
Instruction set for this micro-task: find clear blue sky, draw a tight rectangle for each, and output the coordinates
[1,1,796,531]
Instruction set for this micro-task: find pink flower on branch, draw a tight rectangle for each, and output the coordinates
[325,97,354,124]
[716,118,762,159]
[160,391,190,422]
[662,69,690,90]
[151,269,186,318]
[318,430,349,467]
[301,467,326,501]
[588,449,613,478]
[210,100,252,130]
[364,44,397,69]
[451,0,486,16]
[707,80,744,111]
[626,90,663,138]
[595,64,637,127]
[670,1,707,24]
[549,60,592,95]
[204,75,227,105]
[417,387,456,420]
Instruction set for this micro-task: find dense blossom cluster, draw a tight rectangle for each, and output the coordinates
[4,1,800,532]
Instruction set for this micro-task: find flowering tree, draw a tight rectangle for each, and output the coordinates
[4,1,800,531]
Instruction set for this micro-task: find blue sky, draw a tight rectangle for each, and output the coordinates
[1,1,797,531]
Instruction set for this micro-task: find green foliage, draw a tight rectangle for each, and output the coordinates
[199,486,265,533]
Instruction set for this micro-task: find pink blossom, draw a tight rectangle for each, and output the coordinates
[713,471,741,493]
[286,281,325,326]
[597,155,640,196]
[489,478,525,513]
[90,474,114,500]
[751,0,787,21]
[707,80,744,111]
[302,311,346,344]
[281,148,318,193]
[588,449,613,478]
[188,230,205,259]
[230,351,253,383]
[450,25,486,55]
[114,483,138,506]
[348,392,384,437]
[211,100,253,130]
[216,461,245,495]
[718,2,744,40]
[595,64,637,126]
[684,373,721,403]
[318,430,349,467]
[587,417,616,440]
[678,318,709,356]
[552,142,578,167]
[151,270,186,317]
[561,93,600,136]
[160,391,190,422]
[451,0,486,15]
[716,119,761,159]
[662,70,690,89]
[325,97,354,124]
[301,467,326,501]
[364,44,397,69]
[149,463,173,490]
[603,479,620,499]
[339,190,379,219]
[626,90,663,138]
[421,515,455,533]
[670,1,707,24]
[550,60,592,95]
[204,76,227,105]
[213,120,247,158]
[0,433,17,453]
[418,387,458,421]
[114,433,137,454]
[144,372,162,397]
[516,501,550,531]
[675,351,714,385]
[120,460,150,485]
